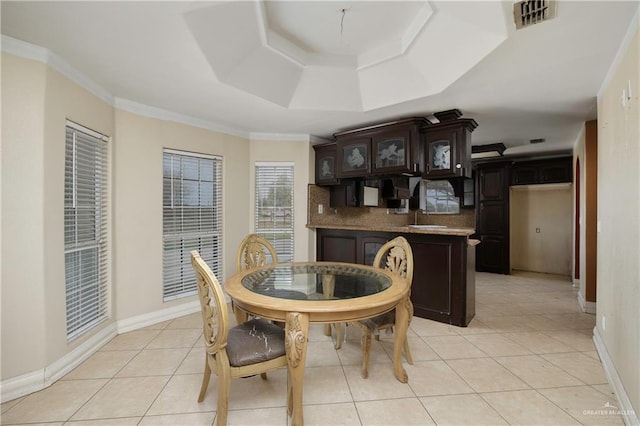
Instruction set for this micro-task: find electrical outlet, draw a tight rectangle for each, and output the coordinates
[536,227,541,233]
[602,315,606,331]
[318,204,323,214]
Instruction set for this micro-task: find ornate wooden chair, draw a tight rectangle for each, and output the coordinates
[236,233,279,272]
[354,236,414,378]
[191,250,288,426]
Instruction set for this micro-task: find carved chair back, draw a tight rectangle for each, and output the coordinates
[373,236,414,285]
[236,234,279,272]
[191,250,229,357]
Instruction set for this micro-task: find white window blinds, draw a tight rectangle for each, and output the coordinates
[163,150,223,301]
[255,163,294,262]
[64,121,109,341]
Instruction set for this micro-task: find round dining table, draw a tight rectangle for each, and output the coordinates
[224,261,412,426]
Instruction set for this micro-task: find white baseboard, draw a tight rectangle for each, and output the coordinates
[0,323,117,403]
[593,327,639,426]
[2,301,200,404]
[578,290,597,314]
[0,369,45,404]
[116,300,200,334]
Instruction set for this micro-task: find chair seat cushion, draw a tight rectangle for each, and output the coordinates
[227,318,286,367]
[360,311,395,335]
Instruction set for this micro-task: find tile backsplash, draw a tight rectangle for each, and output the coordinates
[307,184,475,229]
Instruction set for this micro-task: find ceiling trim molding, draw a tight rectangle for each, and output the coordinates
[1,35,113,105]
[249,132,310,142]
[114,98,250,139]
[2,34,313,142]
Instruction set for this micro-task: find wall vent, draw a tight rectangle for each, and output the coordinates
[514,0,556,30]
[530,138,546,144]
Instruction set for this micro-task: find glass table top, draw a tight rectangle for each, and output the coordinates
[240,263,392,301]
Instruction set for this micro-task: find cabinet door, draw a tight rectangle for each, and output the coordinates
[477,235,508,273]
[318,233,357,263]
[317,232,359,297]
[478,166,506,201]
[372,129,412,175]
[410,240,453,317]
[360,236,388,265]
[336,137,371,178]
[539,158,572,183]
[314,144,339,185]
[425,128,458,178]
[477,202,505,234]
[511,165,538,185]
[329,181,358,207]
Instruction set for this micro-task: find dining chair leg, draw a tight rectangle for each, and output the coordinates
[215,360,231,426]
[361,329,372,379]
[197,357,211,402]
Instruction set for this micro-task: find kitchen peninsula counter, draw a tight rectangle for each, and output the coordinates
[307,223,476,238]
[310,224,477,326]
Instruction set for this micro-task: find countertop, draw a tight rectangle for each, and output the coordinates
[307,223,476,237]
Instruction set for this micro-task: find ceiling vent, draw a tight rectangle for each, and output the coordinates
[514,0,556,30]
[530,138,546,144]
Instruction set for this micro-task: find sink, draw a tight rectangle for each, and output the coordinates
[408,225,447,229]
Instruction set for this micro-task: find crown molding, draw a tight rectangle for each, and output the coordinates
[249,132,311,142]
[2,35,310,142]
[114,98,250,139]
[1,35,113,105]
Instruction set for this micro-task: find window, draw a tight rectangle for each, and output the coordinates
[255,163,294,262]
[163,150,222,301]
[64,121,109,341]
[425,180,460,214]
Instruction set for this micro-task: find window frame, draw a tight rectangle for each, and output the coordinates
[162,149,223,301]
[254,162,294,263]
[64,120,110,341]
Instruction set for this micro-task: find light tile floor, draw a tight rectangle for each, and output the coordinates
[1,271,625,425]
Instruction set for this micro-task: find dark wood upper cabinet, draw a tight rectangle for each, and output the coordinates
[336,136,372,178]
[329,180,358,207]
[511,157,572,186]
[424,118,477,179]
[335,118,427,178]
[511,165,538,185]
[539,157,573,183]
[313,143,339,185]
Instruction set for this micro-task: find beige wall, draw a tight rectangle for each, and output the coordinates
[596,26,639,417]
[1,54,116,379]
[1,55,49,378]
[510,184,573,276]
[113,111,251,320]
[248,139,314,262]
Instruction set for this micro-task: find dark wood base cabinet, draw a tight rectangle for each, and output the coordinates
[316,228,475,326]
